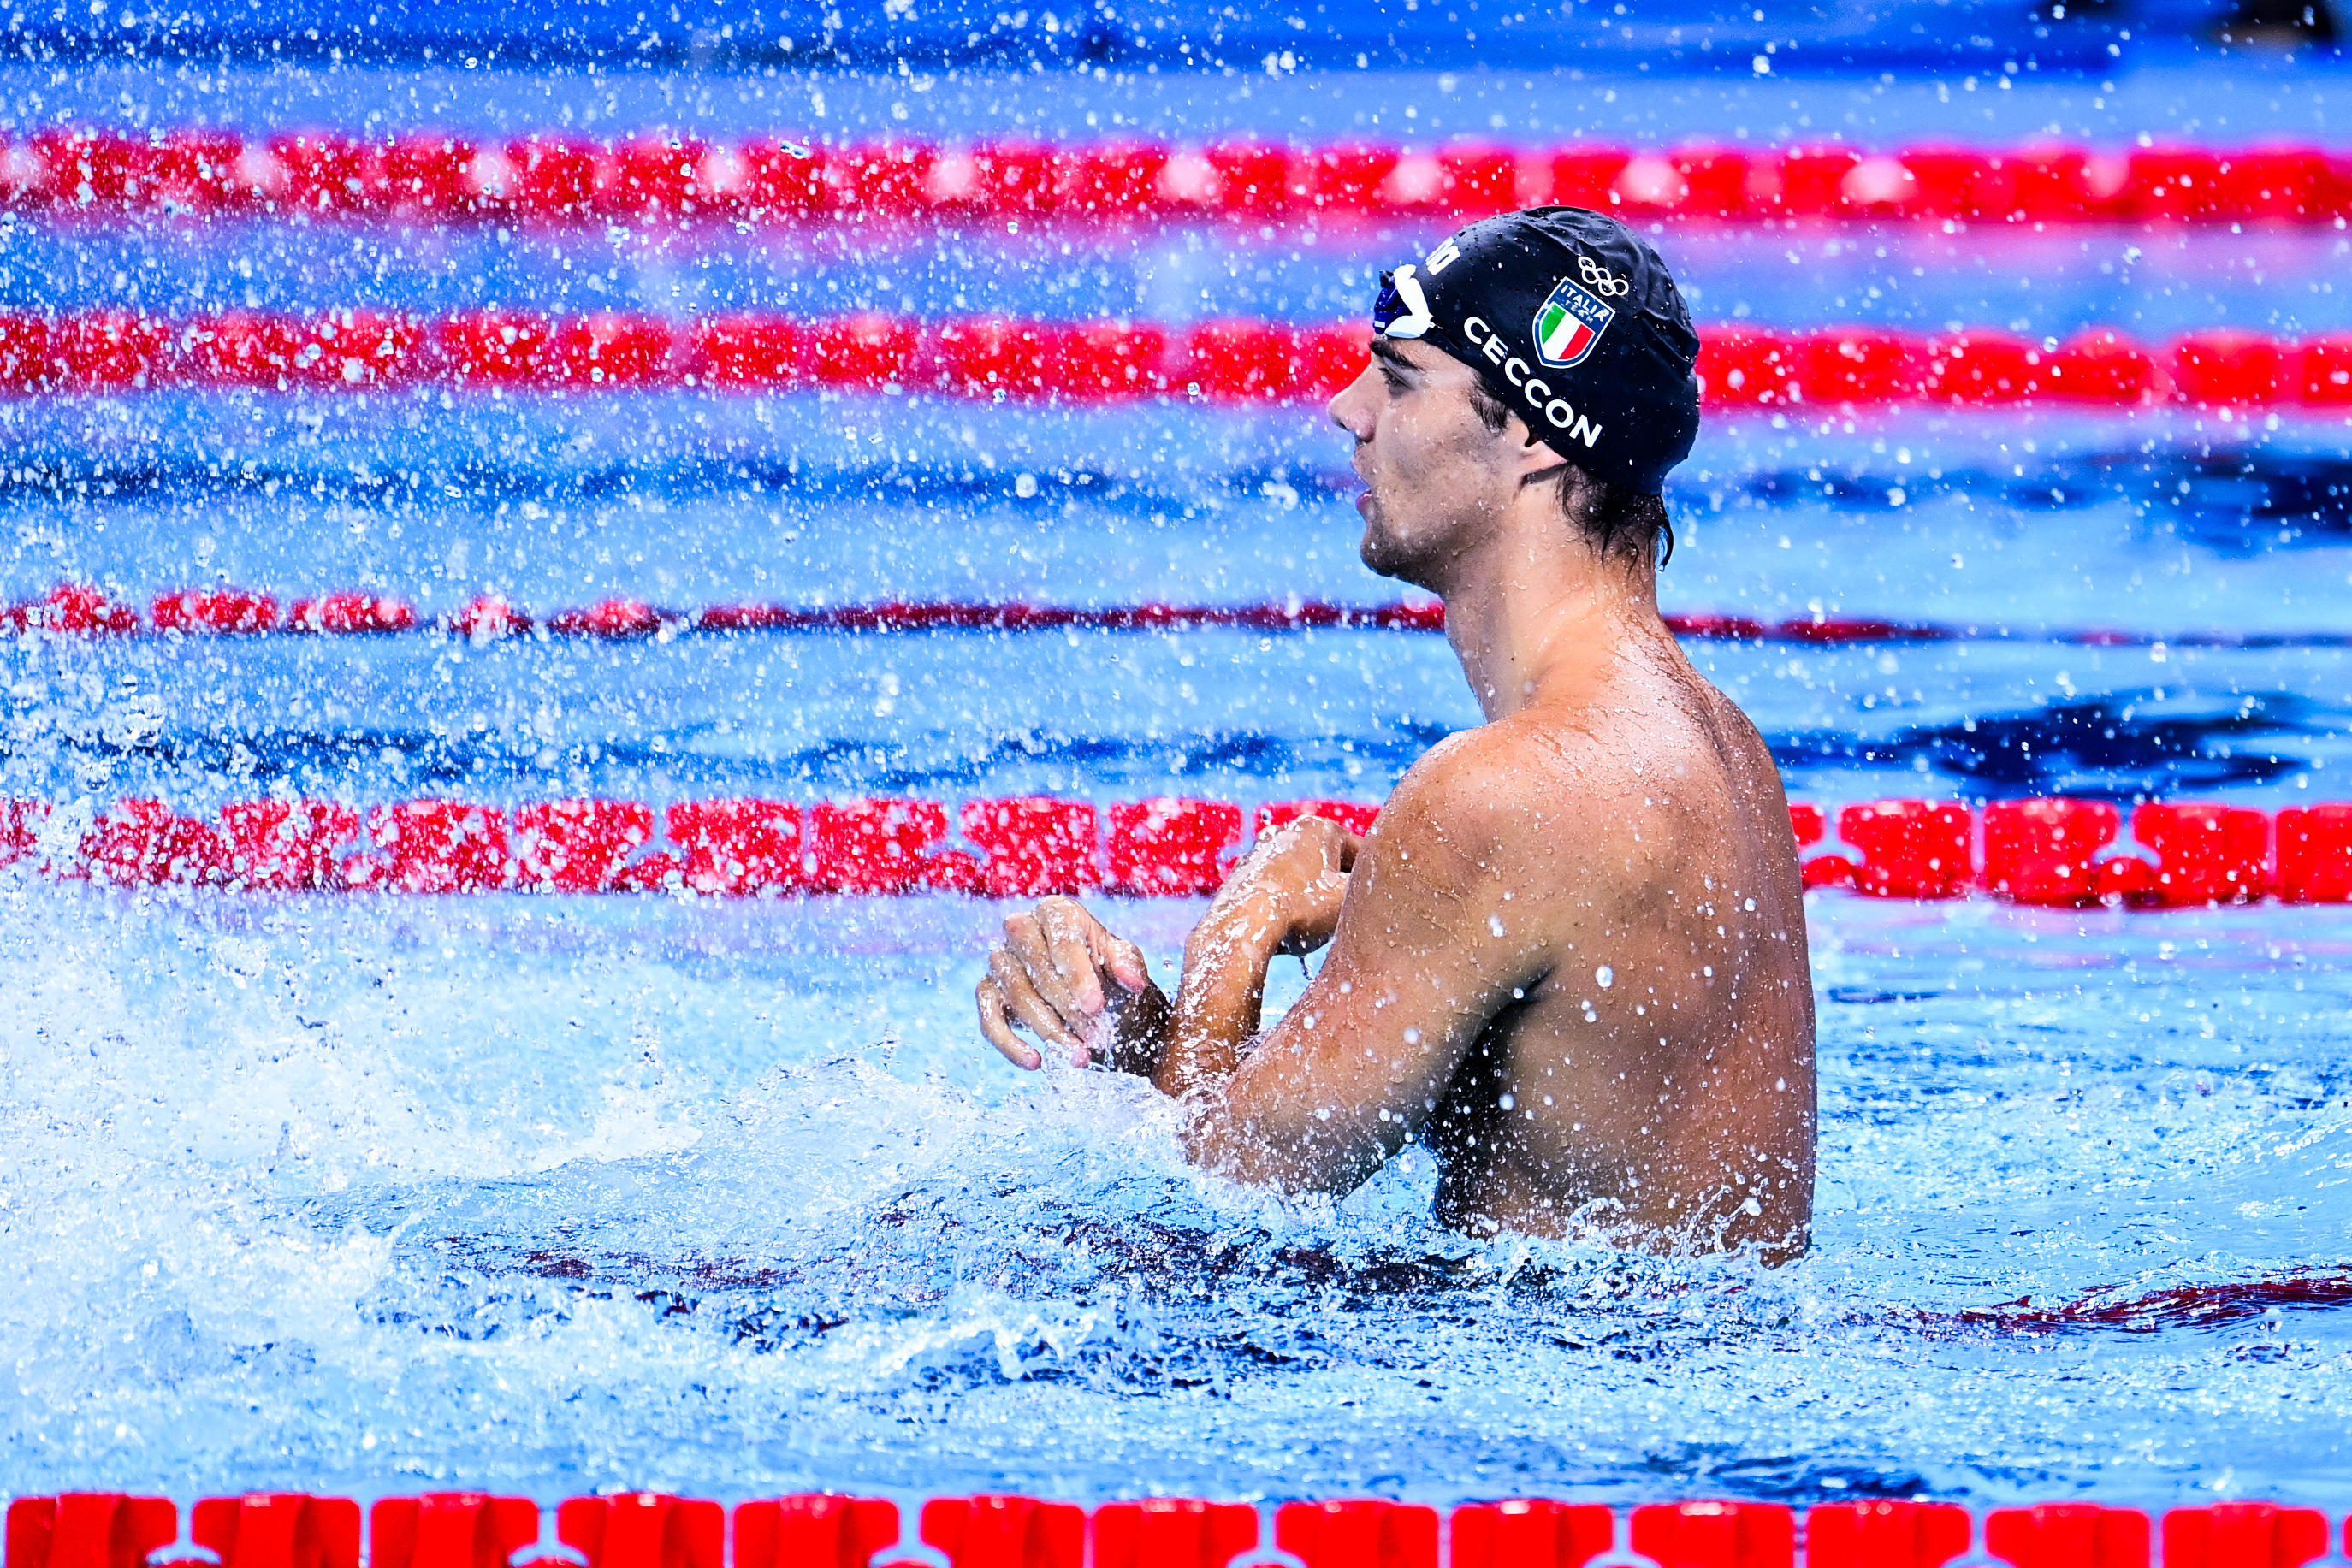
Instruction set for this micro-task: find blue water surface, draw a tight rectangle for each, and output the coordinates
[6,49,2352,1512]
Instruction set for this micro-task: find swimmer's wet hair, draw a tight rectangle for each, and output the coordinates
[1466,380,1674,568]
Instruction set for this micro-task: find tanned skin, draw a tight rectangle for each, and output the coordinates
[976,335,1816,1261]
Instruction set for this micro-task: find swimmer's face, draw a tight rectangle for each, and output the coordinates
[1328,337,1526,590]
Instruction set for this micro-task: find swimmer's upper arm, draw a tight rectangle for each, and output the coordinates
[1183,737,1581,1192]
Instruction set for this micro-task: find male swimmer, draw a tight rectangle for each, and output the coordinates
[975,207,1816,1261]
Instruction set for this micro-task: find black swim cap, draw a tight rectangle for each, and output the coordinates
[1370,206,1702,494]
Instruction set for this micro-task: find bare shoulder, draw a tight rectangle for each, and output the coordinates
[1377,724,1531,842]
[1372,708,1643,868]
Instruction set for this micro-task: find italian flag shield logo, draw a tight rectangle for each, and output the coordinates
[1533,275,1616,370]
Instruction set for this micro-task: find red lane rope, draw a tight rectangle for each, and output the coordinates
[0,309,2346,409]
[4,792,2346,906]
[3,1493,2314,1568]
[9,586,2343,648]
[15,130,2352,228]
[1953,1269,2352,1336]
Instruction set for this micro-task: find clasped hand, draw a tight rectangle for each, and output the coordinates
[975,814,1360,1075]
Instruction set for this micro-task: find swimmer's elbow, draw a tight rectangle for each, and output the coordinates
[1178,1107,1366,1196]
[1179,1111,1286,1188]
[1176,1103,1259,1183]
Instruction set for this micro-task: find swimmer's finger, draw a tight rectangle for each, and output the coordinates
[1010,905,1105,1021]
[1060,905,1152,995]
[1294,813,1357,869]
[1035,899,1114,1014]
[975,977,1043,1070]
[991,947,1089,1066]
[1097,929,1154,997]
[1058,904,1152,1004]
[1000,911,1082,1017]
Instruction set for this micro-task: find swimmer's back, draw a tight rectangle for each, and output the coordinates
[1375,625,1816,1257]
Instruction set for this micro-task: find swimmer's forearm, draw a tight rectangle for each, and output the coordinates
[1152,907,1283,1101]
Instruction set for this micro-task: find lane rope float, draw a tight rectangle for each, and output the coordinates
[0,308,2344,411]
[3,792,2344,907]
[13,130,2352,230]
[9,584,2349,648]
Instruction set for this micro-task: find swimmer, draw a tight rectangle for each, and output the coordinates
[975,207,1815,1262]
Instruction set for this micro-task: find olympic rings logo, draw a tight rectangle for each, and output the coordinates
[1577,255,1631,297]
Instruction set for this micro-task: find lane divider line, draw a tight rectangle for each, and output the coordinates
[0,310,2341,411]
[9,584,2348,649]
[4,793,2345,906]
[0,1489,2328,1568]
[14,130,2352,228]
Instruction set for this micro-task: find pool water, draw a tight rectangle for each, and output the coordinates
[6,50,2352,1514]
[7,881,2352,1504]
[10,417,2352,1506]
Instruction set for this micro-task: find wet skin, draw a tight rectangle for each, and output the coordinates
[978,335,1816,1261]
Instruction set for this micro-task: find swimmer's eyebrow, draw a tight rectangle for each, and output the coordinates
[1368,340,1421,379]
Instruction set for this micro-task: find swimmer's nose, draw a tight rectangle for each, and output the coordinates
[1327,358,1379,442]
